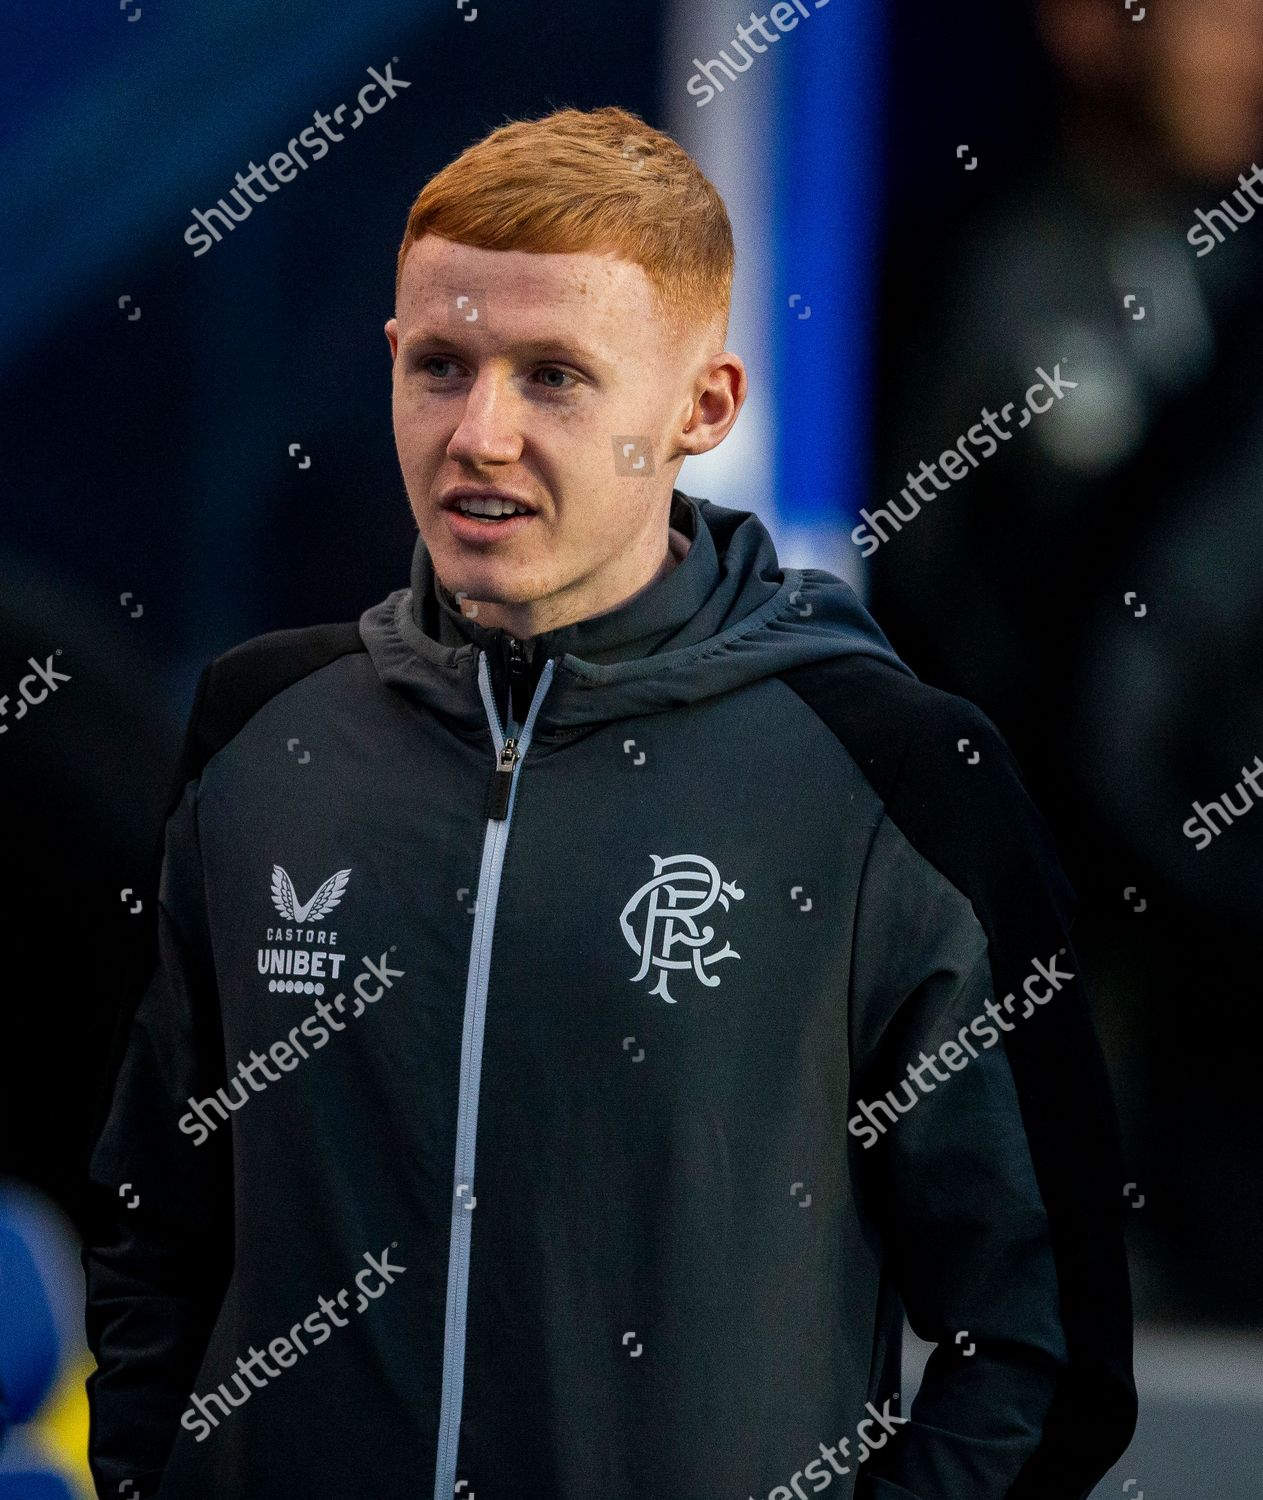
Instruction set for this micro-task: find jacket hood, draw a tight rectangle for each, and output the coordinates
[359,491,914,743]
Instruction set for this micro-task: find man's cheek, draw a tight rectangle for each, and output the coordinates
[394,423,439,471]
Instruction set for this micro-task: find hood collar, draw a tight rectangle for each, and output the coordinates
[359,489,913,744]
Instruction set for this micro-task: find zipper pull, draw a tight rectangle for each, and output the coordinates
[486,735,520,822]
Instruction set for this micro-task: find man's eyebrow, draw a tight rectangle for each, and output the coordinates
[400,327,601,363]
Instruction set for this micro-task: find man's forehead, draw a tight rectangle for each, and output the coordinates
[398,237,654,324]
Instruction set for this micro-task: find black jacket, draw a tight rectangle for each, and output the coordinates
[82,491,1136,1498]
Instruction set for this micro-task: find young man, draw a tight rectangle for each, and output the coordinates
[83,106,1137,1498]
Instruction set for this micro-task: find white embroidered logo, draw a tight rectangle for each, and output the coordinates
[271,865,351,924]
[619,854,744,1003]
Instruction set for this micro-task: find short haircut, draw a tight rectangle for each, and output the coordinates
[394,105,734,344]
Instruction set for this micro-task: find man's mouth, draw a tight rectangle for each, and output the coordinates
[440,488,538,527]
[440,489,538,542]
[455,496,533,524]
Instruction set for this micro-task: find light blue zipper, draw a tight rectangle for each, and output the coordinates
[433,648,557,1500]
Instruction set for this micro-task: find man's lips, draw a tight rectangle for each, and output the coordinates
[441,505,538,543]
[439,486,537,513]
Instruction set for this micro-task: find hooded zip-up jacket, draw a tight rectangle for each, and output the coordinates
[82,491,1137,1499]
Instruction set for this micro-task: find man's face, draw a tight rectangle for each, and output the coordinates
[385,234,744,638]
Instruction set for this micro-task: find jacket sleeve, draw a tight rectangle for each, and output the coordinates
[82,670,233,1498]
[849,697,1137,1499]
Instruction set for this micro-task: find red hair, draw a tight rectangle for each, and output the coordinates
[395,105,734,341]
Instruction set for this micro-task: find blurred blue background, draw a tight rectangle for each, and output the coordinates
[1,0,1261,1492]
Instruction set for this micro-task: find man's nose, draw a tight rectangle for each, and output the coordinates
[446,371,524,466]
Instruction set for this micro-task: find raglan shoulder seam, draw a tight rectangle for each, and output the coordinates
[171,620,366,814]
[775,654,1077,929]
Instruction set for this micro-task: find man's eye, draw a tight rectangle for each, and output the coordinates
[533,366,575,391]
[414,359,577,391]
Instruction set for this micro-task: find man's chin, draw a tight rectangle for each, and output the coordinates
[432,560,539,620]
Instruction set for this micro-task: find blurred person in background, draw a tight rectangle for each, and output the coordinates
[871,0,1263,1323]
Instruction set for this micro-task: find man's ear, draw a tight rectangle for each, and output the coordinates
[673,350,748,460]
[385,318,400,363]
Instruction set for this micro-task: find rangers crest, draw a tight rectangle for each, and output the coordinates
[620,853,744,1004]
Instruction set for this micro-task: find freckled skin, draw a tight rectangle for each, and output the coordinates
[384,234,747,639]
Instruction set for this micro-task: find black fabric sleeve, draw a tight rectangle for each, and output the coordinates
[841,687,1137,1498]
[82,689,233,1498]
